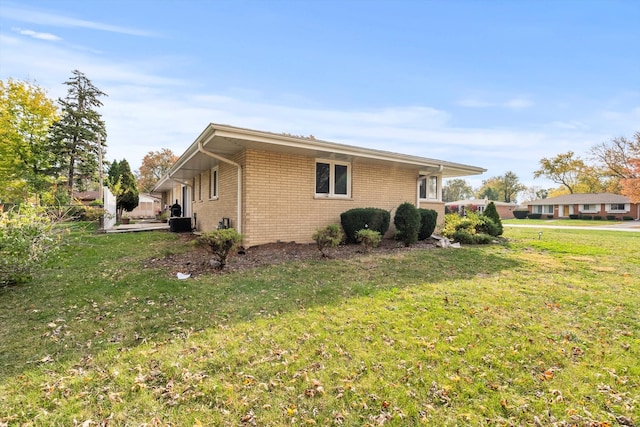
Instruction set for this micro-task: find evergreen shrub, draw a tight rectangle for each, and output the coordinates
[512,208,529,219]
[312,224,345,258]
[355,229,382,252]
[482,202,503,236]
[418,208,438,240]
[394,202,421,246]
[197,228,243,270]
[340,208,390,244]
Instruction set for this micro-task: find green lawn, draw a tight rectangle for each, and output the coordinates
[1,225,638,426]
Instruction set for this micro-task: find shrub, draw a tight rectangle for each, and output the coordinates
[0,206,62,286]
[593,215,602,220]
[356,229,382,253]
[623,216,633,221]
[473,233,494,244]
[546,215,554,219]
[482,202,503,236]
[340,208,390,244]
[394,202,421,246]
[476,216,501,237]
[418,208,438,240]
[606,215,616,220]
[582,215,593,220]
[197,228,243,270]
[569,214,579,219]
[527,213,542,219]
[312,224,345,257]
[452,230,493,245]
[452,229,474,244]
[512,208,529,219]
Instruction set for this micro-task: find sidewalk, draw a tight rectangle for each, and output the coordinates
[104,219,170,233]
[504,221,640,232]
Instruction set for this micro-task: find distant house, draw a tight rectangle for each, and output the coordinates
[445,198,518,219]
[526,193,639,220]
[128,193,162,219]
[152,123,486,247]
[73,191,100,205]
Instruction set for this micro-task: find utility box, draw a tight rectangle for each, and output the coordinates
[169,217,192,232]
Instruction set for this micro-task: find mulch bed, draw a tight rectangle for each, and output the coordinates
[146,233,438,278]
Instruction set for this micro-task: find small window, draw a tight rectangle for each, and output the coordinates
[315,160,350,197]
[210,167,219,199]
[581,204,597,212]
[419,176,439,200]
[610,203,625,211]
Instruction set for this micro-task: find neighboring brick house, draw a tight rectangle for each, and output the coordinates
[445,198,518,219]
[526,193,639,220]
[152,123,486,247]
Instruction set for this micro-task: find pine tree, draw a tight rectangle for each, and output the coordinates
[483,201,503,236]
[107,160,139,222]
[49,70,107,199]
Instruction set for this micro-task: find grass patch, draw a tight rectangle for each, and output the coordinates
[1,226,638,425]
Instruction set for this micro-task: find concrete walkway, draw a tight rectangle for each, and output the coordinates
[104,220,170,233]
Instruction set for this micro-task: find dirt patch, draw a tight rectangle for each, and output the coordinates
[146,234,438,278]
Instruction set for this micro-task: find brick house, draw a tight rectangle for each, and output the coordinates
[526,193,639,220]
[445,198,518,219]
[152,123,486,247]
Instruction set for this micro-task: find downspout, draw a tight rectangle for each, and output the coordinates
[197,141,242,234]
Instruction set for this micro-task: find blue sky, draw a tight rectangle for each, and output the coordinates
[1,0,639,192]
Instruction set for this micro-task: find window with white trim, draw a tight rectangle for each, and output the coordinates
[315,160,350,197]
[580,204,598,213]
[209,167,219,199]
[419,176,439,200]
[533,205,553,214]
[608,203,626,212]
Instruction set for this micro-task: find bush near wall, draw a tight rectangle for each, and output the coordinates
[527,213,542,219]
[394,202,421,246]
[569,214,579,219]
[417,208,438,240]
[512,208,529,219]
[340,208,390,244]
[623,216,634,221]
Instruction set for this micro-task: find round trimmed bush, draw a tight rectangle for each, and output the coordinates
[418,208,438,240]
[394,202,420,246]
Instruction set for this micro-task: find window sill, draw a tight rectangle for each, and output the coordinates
[314,195,353,200]
[209,197,219,201]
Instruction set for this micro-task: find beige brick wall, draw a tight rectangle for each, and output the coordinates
[162,148,447,247]
[241,150,443,246]
[191,152,243,232]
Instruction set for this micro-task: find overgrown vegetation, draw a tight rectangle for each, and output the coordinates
[312,223,345,257]
[0,206,62,286]
[196,228,243,269]
[0,225,638,426]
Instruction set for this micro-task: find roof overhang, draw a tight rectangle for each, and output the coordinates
[153,123,487,192]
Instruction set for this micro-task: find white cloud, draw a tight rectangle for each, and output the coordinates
[1,4,157,37]
[13,27,61,41]
[504,97,533,110]
[458,96,533,110]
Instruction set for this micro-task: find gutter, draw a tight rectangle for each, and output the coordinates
[197,140,243,234]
